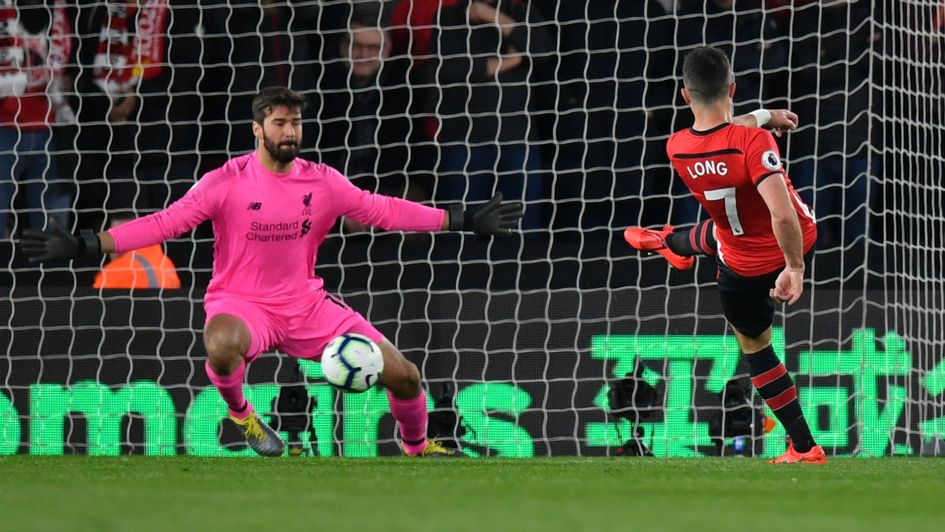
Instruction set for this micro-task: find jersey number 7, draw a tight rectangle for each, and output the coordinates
[705,186,816,237]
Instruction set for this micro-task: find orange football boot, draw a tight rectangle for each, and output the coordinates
[769,439,827,464]
[623,225,695,270]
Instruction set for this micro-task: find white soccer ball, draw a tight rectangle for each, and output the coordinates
[320,333,384,393]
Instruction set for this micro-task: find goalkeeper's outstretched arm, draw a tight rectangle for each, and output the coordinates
[330,164,523,236]
[21,169,220,264]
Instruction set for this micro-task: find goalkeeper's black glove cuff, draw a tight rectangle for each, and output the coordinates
[78,229,102,256]
[447,205,474,232]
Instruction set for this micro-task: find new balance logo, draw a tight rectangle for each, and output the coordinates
[247,202,262,211]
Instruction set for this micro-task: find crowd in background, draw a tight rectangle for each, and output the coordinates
[0,0,939,272]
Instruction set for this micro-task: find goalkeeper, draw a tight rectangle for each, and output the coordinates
[21,86,522,458]
[624,47,825,464]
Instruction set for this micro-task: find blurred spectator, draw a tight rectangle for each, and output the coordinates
[387,0,457,209]
[199,0,320,164]
[675,0,789,112]
[307,4,420,233]
[787,1,876,248]
[93,213,181,289]
[390,0,454,61]
[938,1,945,33]
[389,0,455,140]
[0,0,73,235]
[307,4,417,209]
[70,0,198,225]
[431,0,553,231]
[534,1,676,230]
[761,0,818,32]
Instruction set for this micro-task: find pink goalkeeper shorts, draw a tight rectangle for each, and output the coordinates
[203,289,384,363]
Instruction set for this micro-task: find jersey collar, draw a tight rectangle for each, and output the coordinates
[689,123,731,136]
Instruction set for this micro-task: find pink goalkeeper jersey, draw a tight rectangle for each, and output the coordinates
[107,152,446,302]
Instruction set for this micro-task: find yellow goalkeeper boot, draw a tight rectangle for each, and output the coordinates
[404,438,466,458]
[230,412,285,457]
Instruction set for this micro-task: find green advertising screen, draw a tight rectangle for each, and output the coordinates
[3,326,942,457]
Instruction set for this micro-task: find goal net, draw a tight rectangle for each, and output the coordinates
[0,0,942,458]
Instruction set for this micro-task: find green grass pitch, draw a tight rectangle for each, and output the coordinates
[1,457,943,532]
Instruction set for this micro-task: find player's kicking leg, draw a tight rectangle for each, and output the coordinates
[204,313,285,457]
[623,220,718,270]
[377,339,464,457]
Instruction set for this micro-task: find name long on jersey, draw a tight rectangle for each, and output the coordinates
[666,123,816,277]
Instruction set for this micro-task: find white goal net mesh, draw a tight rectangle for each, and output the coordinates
[0,0,942,458]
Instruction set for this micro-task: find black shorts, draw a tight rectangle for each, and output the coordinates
[717,252,813,338]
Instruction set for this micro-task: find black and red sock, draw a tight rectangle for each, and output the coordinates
[746,345,815,453]
[666,220,717,257]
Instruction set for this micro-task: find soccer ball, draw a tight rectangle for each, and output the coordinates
[320,333,384,393]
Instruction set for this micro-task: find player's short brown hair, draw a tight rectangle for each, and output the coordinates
[682,47,734,104]
[252,86,308,124]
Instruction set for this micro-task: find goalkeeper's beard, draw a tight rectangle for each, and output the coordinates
[262,134,299,164]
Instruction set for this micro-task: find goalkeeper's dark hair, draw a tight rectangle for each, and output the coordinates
[252,86,308,124]
[682,46,734,104]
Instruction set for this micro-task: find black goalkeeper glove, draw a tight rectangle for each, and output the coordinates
[447,193,524,236]
[20,217,101,263]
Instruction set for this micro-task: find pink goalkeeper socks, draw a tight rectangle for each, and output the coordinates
[387,389,428,455]
[205,360,251,419]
